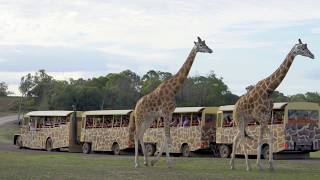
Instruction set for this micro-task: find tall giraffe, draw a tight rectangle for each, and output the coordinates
[131,37,212,168]
[230,39,315,171]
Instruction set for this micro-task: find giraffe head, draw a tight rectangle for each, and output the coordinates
[194,37,213,53]
[292,39,315,59]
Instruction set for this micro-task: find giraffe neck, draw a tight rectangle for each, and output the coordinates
[170,46,197,93]
[264,49,296,92]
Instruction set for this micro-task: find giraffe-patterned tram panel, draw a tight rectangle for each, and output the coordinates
[143,107,218,155]
[216,102,320,156]
[80,110,133,153]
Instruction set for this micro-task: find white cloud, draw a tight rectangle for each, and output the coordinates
[0,58,7,62]
[311,27,320,33]
[1,0,320,97]
[1,0,320,50]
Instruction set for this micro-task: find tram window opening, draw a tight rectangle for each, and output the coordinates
[29,118,36,131]
[37,117,44,129]
[272,110,284,124]
[86,116,93,129]
[158,117,164,128]
[113,116,121,127]
[288,110,319,124]
[170,114,181,127]
[55,117,60,127]
[94,116,103,128]
[150,119,157,128]
[182,114,191,127]
[103,116,113,128]
[192,114,201,126]
[222,112,233,127]
[61,116,67,124]
[121,115,129,127]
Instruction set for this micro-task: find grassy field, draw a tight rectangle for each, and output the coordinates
[0,150,319,180]
[0,118,319,180]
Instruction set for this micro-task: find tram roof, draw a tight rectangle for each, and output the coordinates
[218,102,289,111]
[174,107,205,113]
[218,105,234,111]
[273,102,288,110]
[83,110,133,116]
[25,111,73,117]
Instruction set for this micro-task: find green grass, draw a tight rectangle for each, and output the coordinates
[311,151,320,158]
[0,151,319,180]
[0,121,19,143]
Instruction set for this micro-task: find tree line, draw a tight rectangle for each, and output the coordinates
[17,69,238,111]
[1,69,319,111]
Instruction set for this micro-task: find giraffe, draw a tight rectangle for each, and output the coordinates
[131,37,212,168]
[230,39,315,171]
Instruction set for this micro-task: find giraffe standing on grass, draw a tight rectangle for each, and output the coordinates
[230,39,315,171]
[131,37,212,168]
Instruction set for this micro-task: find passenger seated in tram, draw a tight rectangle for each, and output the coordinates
[86,118,93,128]
[158,118,164,127]
[122,117,129,127]
[192,115,201,126]
[29,121,36,131]
[183,117,190,127]
[113,118,121,127]
[273,111,284,124]
[150,120,157,128]
[102,118,112,128]
[224,115,233,127]
[94,118,101,128]
[170,117,179,127]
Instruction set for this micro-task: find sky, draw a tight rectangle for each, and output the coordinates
[0,0,320,96]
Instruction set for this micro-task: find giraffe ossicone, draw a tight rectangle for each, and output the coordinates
[131,36,212,168]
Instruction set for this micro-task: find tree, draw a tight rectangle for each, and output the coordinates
[289,93,306,102]
[141,70,172,95]
[104,70,141,109]
[271,91,289,102]
[0,81,9,96]
[177,71,238,106]
[0,82,8,96]
[304,92,320,104]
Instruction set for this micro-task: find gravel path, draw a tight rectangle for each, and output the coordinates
[0,115,18,126]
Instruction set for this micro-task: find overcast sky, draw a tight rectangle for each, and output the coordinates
[0,0,319,96]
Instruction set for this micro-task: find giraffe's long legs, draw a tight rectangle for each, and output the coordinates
[134,135,139,168]
[164,135,172,167]
[268,126,274,170]
[256,125,264,170]
[151,135,165,166]
[151,114,172,167]
[230,130,240,170]
[242,135,251,171]
[139,137,149,166]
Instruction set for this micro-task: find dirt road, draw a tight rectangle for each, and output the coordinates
[0,115,17,126]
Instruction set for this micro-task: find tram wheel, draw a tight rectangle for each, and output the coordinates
[262,145,270,159]
[219,144,231,158]
[46,138,53,151]
[181,144,191,157]
[112,143,120,155]
[82,142,91,154]
[16,136,23,149]
[145,143,156,156]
